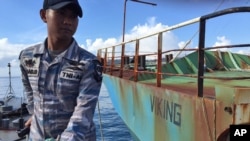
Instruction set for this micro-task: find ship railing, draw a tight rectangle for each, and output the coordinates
[97,6,250,97]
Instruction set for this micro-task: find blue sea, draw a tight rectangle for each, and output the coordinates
[0,77,133,141]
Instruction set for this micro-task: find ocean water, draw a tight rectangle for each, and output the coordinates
[0,77,133,141]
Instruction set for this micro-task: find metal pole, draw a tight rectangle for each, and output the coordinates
[131,0,157,6]
[8,63,12,94]
[198,19,206,97]
[121,0,156,78]
[122,0,127,43]
[122,0,157,42]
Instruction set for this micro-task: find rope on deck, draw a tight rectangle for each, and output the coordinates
[97,100,105,141]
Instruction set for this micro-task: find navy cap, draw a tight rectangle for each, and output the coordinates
[43,0,83,18]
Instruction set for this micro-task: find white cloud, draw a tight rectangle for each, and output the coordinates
[115,17,179,58]
[127,17,168,41]
[0,38,24,60]
[0,38,30,77]
[80,38,118,55]
[0,17,187,76]
[2,16,248,77]
[212,36,231,51]
[211,36,249,54]
[79,17,177,60]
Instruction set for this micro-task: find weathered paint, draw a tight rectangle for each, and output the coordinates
[98,7,250,141]
[103,74,250,141]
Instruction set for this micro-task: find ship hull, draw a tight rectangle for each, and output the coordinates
[98,7,250,141]
[103,74,249,141]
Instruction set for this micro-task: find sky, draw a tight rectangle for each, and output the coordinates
[0,0,250,77]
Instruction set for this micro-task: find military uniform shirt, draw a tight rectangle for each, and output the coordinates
[19,38,102,141]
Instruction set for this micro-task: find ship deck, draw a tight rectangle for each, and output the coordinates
[143,71,250,97]
[105,69,250,98]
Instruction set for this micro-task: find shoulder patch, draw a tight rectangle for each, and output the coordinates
[93,60,103,82]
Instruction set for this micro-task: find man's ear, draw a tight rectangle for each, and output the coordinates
[40,9,47,23]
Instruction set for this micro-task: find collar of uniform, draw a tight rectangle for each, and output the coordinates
[34,38,79,60]
[32,42,46,57]
[62,38,80,62]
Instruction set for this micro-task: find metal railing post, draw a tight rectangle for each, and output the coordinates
[157,32,163,87]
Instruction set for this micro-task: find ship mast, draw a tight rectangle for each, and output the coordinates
[5,63,15,104]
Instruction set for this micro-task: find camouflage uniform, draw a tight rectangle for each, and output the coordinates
[19,39,102,141]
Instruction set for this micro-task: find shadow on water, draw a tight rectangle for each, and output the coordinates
[94,84,134,141]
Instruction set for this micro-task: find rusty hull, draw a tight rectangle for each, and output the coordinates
[103,74,250,141]
[98,7,250,141]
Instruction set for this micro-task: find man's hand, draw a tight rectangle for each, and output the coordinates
[17,116,32,138]
[25,116,32,127]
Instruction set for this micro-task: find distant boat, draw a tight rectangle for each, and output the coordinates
[0,63,26,110]
[0,63,28,136]
[97,7,250,141]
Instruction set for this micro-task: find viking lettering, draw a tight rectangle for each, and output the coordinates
[150,95,182,127]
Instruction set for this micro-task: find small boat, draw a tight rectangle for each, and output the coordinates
[0,63,29,141]
[97,7,250,141]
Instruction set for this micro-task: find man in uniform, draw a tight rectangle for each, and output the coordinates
[19,0,102,140]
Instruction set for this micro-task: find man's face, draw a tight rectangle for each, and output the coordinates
[42,4,79,40]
